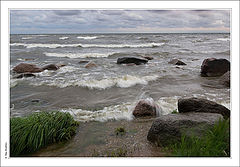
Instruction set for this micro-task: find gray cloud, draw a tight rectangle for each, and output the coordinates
[10,10,230,34]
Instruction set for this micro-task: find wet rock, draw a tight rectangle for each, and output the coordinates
[31,99,40,103]
[15,73,36,79]
[79,60,89,64]
[178,97,230,119]
[133,99,159,117]
[142,56,154,60]
[13,63,43,73]
[42,64,59,71]
[201,58,230,77]
[84,61,97,68]
[219,71,230,87]
[147,112,223,146]
[117,57,148,65]
[168,59,186,65]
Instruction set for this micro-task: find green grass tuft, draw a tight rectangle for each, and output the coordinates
[10,111,79,156]
[171,109,178,114]
[115,127,126,136]
[168,119,230,157]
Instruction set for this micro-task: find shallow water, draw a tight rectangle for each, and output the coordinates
[10,33,230,156]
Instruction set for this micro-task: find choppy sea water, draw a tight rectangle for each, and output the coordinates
[10,33,230,122]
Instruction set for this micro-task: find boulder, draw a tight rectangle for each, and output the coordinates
[168,59,186,65]
[14,73,36,79]
[219,71,230,87]
[84,61,97,68]
[201,58,230,77]
[133,99,159,117]
[178,97,230,119]
[117,57,148,65]
[13,63,43,73]
[42,64,59,71]
[147,112,223,146]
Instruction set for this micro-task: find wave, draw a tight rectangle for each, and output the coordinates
[59,37,69,40]
[59,96,180,122]
[215,50,230,55]
[10,42,164,49]
[216,38,230,41]
[44,52,115,59]
[22,37,32,40]
[31,74,160,89]
[77,36,98,40]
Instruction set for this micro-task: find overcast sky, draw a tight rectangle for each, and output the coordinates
[10,10,230,34]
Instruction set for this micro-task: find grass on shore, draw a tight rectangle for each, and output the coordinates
[168,119,230,157]
[10,111,79,156]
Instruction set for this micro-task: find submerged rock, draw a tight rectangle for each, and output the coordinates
[42,64,59,71]
[201,58,230,77]
[178,97,230,119]
[117,57,148,65]
[13,63,43,73]
[78,60,89,64]
[133,99,160,117]
[142,56,154,60]
[15,73,36,79]
[84,61,97,68]
[219,71,230,87]
[147,112,223,146]
[168,59,186,65]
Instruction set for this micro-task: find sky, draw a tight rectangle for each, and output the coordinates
[10,10,230,34]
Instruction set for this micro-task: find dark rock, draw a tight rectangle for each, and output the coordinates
[178,97,230,119]
[15,73,36,79]
[201,58,230,77]
[147,112,223,146]
[117,57,148,65]
[79,60,89,64]
[84,61,97,68]
[133,99,159,117]
[13,63,43,73]
[142,56,154,60]
[42,64,59,71]
[31,99,40,103]
[219,71,230,87]
[168,59,186,65]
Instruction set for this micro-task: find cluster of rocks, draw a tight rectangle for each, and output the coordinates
[12,63,65,79]
[132,97,230,146]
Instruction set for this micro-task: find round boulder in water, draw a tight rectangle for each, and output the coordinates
[117,57,148,65]
[200,58,230,77]
[13,63,43,73]
[133,99,160,117]
[42,64,59,71]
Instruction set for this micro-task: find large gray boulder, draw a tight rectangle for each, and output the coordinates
[201,58,230,77]
[132,99,159,117]
[147,112,223,146]
[178,97,230,119]
[219,71,230,87]
[117,57,148,65]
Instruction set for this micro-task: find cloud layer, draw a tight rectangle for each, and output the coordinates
[10,10,230,34]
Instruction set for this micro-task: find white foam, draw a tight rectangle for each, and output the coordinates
[44,52,114,59]
[10,79,19,88]
[22,37,32,40]
[31,74,160,89]
[10,42,164,49]
[216,38,230,41]
[155,96,180,115]
[77,36,98,40]
[60,102,134,122]
[59,37,69,40]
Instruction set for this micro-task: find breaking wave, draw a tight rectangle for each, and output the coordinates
[31,74,160,89]
[10,42,165,49]
[59,37,69,40]
[44,52,115,59]
[77,36,98,40]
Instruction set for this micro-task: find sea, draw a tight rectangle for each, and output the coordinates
[9,33,230,156]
